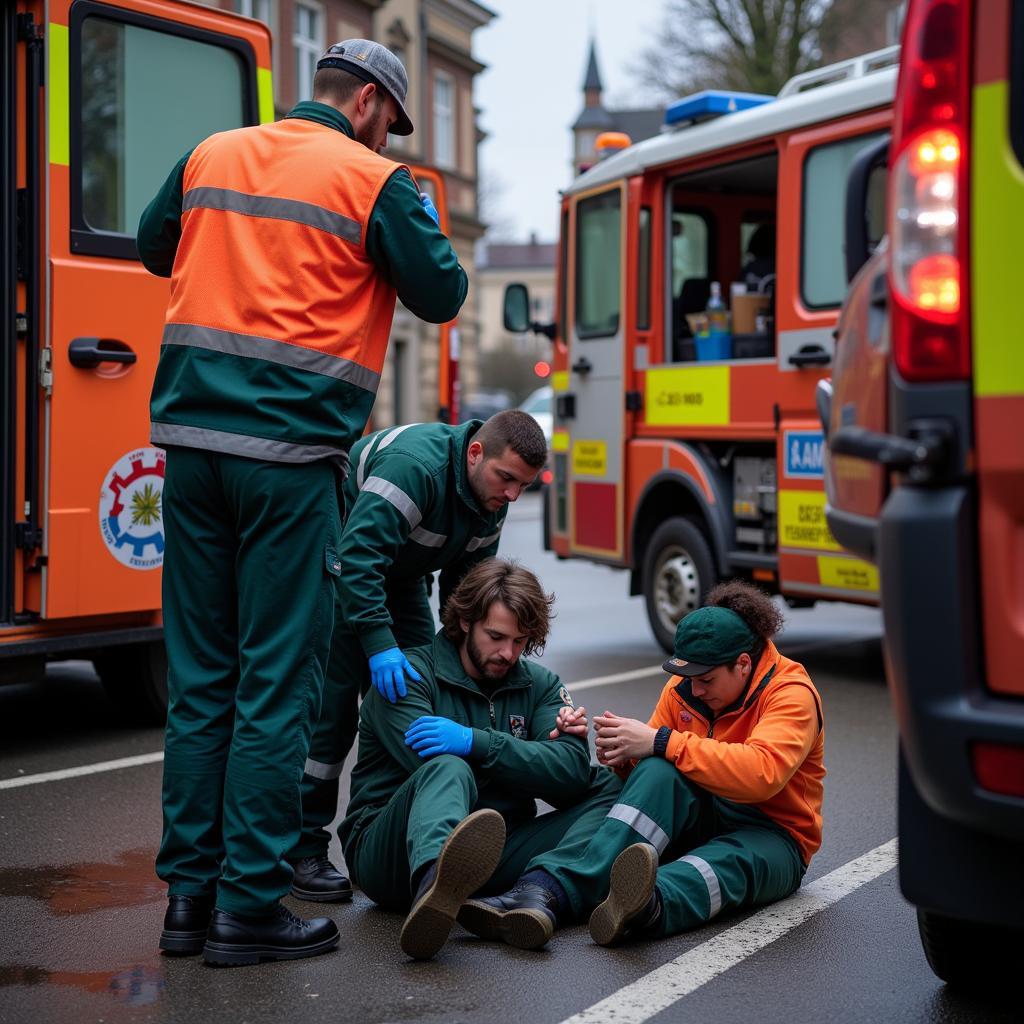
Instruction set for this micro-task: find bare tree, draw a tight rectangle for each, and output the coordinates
[477,166,516,242]
[632,0,836,100]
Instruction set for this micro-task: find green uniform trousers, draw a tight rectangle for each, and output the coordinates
[156,447,343,916]
[532,757,805,935]
[295,579,435,858]
[344,757,622,912]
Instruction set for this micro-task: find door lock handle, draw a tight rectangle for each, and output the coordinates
[788,345,831,368]
[68,337,137,368]
[571,356,593,376]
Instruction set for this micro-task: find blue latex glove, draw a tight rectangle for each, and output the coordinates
[368,647,422,704]
[419,191,440,226]
[404,715,473,759]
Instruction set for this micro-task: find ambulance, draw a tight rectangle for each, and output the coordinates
[822,0,1024,986]
[505,47,897,652]
[1,0,454,722]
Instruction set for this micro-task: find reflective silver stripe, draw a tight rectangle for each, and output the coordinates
[163,323,380,393]
[183,186,361,244]
[606,803,670,855]
[409,526,448,547]
[679,854,723,918]
[355,435,379,489]
[151,422,349,465]
[378,423,419,450]
[303,757,344,781]
[361,476,422,528]
[466,529,502,552]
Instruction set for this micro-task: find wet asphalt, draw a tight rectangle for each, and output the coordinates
[0,493,1018,1024]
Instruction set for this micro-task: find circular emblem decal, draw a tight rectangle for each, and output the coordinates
[99,447,166,570]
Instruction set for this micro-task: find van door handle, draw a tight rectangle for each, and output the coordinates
[788,345,831,368]
[68,337,137,368]
[571,357,593,376]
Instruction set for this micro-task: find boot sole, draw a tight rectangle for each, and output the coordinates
[399,809,506,960]
[159,928,208,955]
[457,900,553,951]
[289,884,353,903]
[202,930,340,966]
[589,843,658,946]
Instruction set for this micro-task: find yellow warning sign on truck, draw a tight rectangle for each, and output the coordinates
[645,366,730,426]
[817,555,880,592]
[573,439,607,476]
[778,490,841,551]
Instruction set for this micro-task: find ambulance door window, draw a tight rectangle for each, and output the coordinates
[801,131,886,308]
[667,207,711,362]
[575,189,621,339]
[71,6,256,259]
[637,207,652,331]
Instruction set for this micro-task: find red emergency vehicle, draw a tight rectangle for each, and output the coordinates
[506,49,898,651]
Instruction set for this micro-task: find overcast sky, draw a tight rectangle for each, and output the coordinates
[473,0,666,244]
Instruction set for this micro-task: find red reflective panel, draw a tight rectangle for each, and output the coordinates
[971,742,1024,797]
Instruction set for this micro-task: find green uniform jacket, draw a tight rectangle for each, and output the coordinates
[138,102,468,460]
[340,420,506,657]
[339,631,592,854]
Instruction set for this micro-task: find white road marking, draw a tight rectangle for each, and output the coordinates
[569,665,665,692]
[557,839,898,1024]
[0,751,164,790]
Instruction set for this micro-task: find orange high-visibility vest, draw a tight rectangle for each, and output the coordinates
[152,117,407,463]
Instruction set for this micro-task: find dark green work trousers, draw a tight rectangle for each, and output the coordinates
[533,757,805,936]
[156,447,343,916]
[345,758,622,912]
[295,580,435,858]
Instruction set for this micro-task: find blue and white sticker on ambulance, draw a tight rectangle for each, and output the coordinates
[783,430,824,479]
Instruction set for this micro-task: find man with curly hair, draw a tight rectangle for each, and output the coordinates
[338,558,621,959]
[459,580,824,951]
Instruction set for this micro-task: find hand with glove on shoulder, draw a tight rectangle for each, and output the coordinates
[404,716,473,758]
[368,647,423,703]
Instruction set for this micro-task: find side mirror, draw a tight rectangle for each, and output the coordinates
[503,283,531,333]
[845,135,890,284]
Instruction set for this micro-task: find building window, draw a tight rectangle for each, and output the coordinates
[293,2,322,103]
[234,0,273,23]
[433,71,455,168]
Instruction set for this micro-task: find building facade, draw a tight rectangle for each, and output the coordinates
[211,0,494,427]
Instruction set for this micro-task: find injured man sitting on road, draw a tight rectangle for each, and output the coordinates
[459,580,825,950]
[337,557,621,959]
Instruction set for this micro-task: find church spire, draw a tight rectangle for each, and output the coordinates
[583,39,603,94]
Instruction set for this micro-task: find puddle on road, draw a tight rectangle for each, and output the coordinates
[0,846,163,914]
[0,960,166,1006]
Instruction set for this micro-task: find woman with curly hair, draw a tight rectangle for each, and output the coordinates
[458,580,825,951]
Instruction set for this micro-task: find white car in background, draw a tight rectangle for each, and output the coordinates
[517,385,553,488]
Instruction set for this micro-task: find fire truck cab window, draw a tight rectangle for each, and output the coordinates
[575,189,621,339]
[801,132,885,308]
[76,13,248,253]
[667,154,777,363]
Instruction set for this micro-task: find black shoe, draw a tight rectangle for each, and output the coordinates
[290,855,354,903]
[399,809,505,960]
[160,894,214,955]
[458,879,561,951]
[589,843,661,946]
[202,905,340,966]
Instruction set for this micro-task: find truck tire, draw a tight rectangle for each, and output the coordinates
[917,908,1023,990]
[93,640,168,727]
[642,517,716,654]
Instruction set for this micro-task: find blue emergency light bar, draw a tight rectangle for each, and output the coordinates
[664,90,774,128]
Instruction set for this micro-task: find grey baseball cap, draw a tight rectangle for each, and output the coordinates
[317,39,413,136]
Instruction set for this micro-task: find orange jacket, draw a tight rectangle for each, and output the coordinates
[648,640,825,864]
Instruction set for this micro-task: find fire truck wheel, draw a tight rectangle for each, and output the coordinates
[642,517,715,654]
[93,641,168,727]
[917,908,1021,990]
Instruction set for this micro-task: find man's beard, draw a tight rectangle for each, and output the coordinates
[355,100,385,149]
[466,630,512,681]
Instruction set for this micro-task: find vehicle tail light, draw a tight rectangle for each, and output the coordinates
[541,469,553,486]
[889,0,972,382]
[971,742,1024,798]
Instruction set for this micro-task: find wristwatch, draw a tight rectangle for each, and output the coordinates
[652,726,673,759]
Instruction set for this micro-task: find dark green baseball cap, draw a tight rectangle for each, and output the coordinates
[662,606,757,677]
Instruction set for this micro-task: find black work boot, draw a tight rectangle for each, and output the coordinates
[588,843,662,946]
[290,855,354,903]
[202,904,340,966]
[160,894,214,955]
[399,808,506,960]
[458,874,564,950]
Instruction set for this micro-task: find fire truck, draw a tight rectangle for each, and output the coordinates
[1,0,454,722]
[506,48,897,652]
[822,0,1024,987]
